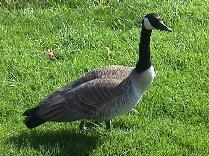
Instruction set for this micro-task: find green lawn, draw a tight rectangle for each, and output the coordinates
[1,0,209,155]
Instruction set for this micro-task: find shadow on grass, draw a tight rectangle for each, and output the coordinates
[9,129,101,155]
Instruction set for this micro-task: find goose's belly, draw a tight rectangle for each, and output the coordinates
[97,89,143,120]
[111,90,142,118]
[112,91,143,117]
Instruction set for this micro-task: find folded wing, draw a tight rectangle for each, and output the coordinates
[61,65,132,92]
[36,78,125,122]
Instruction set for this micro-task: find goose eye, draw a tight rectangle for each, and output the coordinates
[151,18,160,27]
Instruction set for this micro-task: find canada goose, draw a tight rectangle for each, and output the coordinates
[23,13,172,130]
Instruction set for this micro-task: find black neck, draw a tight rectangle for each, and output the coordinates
[135,26,152,73]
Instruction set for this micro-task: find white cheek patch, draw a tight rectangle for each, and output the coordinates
[143,18,155,30]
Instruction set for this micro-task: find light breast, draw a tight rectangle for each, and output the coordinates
[94,66,156,120]
[137,66,155,89]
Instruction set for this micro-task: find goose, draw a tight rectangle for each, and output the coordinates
[23,13,172,130]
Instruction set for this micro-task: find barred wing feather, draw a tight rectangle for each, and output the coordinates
[37,78,125,122]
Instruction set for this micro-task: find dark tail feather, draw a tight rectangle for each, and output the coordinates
[23,107,45,129]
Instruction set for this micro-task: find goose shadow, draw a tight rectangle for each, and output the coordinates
[8,128,101,155]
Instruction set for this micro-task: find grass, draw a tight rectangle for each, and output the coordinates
[1,0,209,155]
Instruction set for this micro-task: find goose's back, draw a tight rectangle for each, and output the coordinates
[61,65,133,92]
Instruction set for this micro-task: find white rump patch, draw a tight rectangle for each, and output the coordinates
[143,18,155,30]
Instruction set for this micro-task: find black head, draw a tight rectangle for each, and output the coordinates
[142,13,172,32]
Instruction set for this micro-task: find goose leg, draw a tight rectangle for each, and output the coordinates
[105,120,112,129]
[93,121,102,128]
[79,121,100,131]
[80,120,112,130]
[79,121,86,131]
